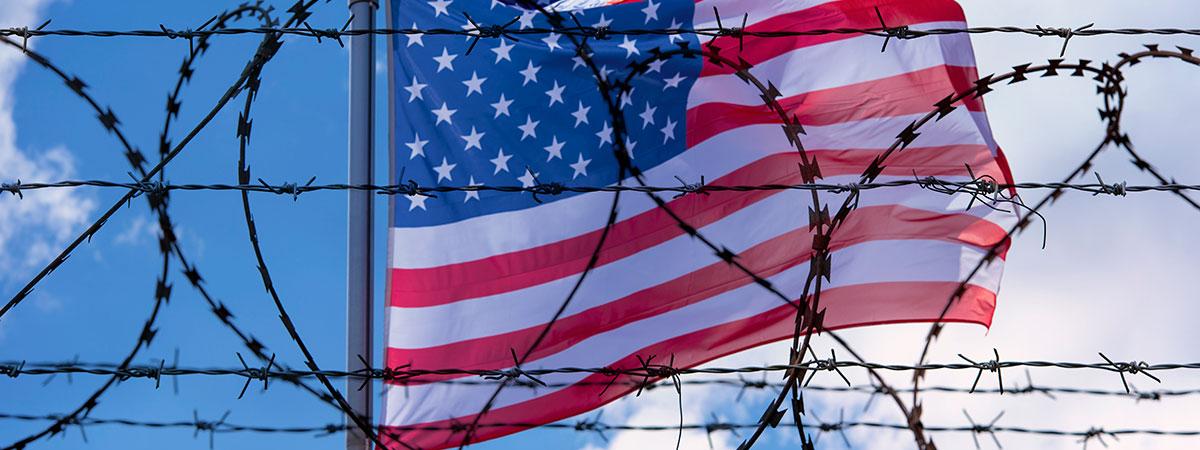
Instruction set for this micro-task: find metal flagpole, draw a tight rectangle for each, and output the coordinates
[347,0,377,449]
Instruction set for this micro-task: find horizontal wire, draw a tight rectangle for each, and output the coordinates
[1,412,1196,440]
[17,361,1189,400]
[0,177,1185,199]
[2,24,1199,41]
[4,8,1199,449]
[2,357,1193,382]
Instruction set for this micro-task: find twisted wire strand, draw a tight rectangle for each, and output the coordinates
[3,24,1200,40]
[4,358,1194,380]
[3,178,1194,197]
[1,412,1197,440]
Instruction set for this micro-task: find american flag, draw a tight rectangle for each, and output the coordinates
[382,0,1015,448]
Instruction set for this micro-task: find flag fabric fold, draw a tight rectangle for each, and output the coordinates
[383,0,1014,447]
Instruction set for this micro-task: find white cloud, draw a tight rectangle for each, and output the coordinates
[0,0,94,283]
[114,214,153,245]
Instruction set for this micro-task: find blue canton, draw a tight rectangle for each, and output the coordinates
[390,0,701,227]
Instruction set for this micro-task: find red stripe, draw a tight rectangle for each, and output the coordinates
[687,64,983,147]
[387,204,1007,380]
[381,281,996,449]
[390,145,1002,307]
[700,0,966,77]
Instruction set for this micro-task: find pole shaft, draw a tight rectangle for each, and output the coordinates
[347,0,377,449]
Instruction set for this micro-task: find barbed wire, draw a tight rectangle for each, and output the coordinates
[7,359,1193,401]
[1,411,1198,449]
[4,23,1200,42]
[3,1,1200,449]
[904,43,1200,447]
[0,1,289,444]
[0,1,401,449]
[1,176,1193,199]
[1,353,1187,388]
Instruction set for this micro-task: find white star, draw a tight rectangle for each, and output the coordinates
[619,87,635,109]
[660,116,677,143]
[569,153,591,179]
[667,18,683,43]
[490,148,512,174]
[461,126,485,151]
[594,13,612,28]
[572,51,593,71]
[624,137,638,159]
[405,133,428,159]
[542,33,562,51]
[433,157,457,182]
[518,168,539,188]
[490,0,502,9]
[618,36,640,58]
[433,47,457,72]
[459,23,478,43]
[596,121,613,147]
[598,65,612,81]
[663,72,686,90]
[464,176,481,203]
[519,61,541,86]
[641,0,659,23]
[638,102,657,129]
[571,101,591,127]
[491,38,514,63]
[518,10,536,29]
[545,81,565,106]
[518,115,539,141]
[647,59,666,74]
[404,77,426,102]
[407,194,428,211]
[406,23,424,47]
[432,102,456,126]
[462,71,486,97]
[490,93,513,118]
[544,136,565,161]
[429,0,452,17]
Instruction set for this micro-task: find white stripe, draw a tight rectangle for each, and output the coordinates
[391,109,992,268]
[688,22,972,108]
[387,177,1013,349]
[384,238,1004,425]
[692,0,838,32]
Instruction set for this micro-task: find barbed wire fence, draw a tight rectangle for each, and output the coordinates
[0,1,1198,449]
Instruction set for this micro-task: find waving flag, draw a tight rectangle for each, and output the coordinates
[383,0,1015,447]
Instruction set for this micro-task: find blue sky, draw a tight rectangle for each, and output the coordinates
[2,1,1200,450]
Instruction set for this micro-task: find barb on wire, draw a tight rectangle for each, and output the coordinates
[1098,352,1162,393]
[874,6,910,53]
[960,349,1004,395]
[1036,23,1094,57]
[963,409,1006,450]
